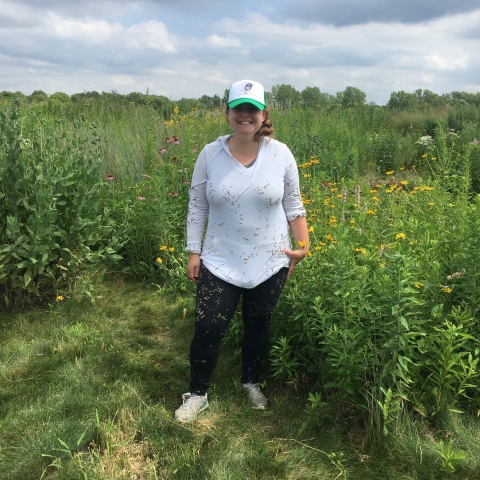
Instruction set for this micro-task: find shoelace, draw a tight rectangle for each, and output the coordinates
[182,394,203,411]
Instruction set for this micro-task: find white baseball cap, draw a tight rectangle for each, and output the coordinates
[227,80,266,110]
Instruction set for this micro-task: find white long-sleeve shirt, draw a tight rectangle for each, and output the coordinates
[186,135,306,288]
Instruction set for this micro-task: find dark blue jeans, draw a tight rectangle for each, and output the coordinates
[189,265,288,395]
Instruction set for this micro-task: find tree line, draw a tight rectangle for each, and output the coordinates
[1,85,479,114]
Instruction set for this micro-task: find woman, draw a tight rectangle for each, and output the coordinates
[175,79,309,422]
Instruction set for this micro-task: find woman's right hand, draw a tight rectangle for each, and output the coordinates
[187,253,201,282]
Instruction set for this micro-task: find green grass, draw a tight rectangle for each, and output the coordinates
[1,277,480,479]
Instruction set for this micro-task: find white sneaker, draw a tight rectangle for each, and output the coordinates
[242,383,268,410]
[174,393,209,422]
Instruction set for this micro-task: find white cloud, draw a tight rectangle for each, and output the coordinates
[206,34,242,48]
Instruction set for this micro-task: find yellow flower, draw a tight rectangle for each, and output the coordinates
[396,233,406,240]
[400,181,408,185]
[314,246,321,251]
[414,284,424,289]
[400,166,405,171]
[156,258,163,264]
[56,295,64,301]
[442,286,452,294]
[160,245,167,250]
[308,226,314,233]
[449,203,455,207]
[371,196,379,202]
[304,174,311,178]
[386,171,394,175]
[173,106,179,113]
[169,247,175,252]
[307,251,312,257]
[355,248,366,255]
[325,234,335,242]
[330,187,338,193]
[370,189,377,193]
[298,240,306,248]
[365,210,375,215]
[428,202,435,206]
[320,242,327,246]
[421,154,427,158]
[431,157,437,161]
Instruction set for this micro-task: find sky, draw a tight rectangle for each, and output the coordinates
[1,0,479,105]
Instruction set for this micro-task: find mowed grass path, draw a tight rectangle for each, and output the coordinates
[0,276,476,479]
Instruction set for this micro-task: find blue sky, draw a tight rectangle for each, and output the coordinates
[1,0,479,105]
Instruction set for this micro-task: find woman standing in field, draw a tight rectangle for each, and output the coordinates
[175,79,309,422]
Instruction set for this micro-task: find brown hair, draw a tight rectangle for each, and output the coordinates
[225,107,274,142]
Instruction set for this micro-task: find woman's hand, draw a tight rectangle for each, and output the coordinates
[282,248,307,279]
[187,253,201,282]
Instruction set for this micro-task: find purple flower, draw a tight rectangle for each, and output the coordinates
[160,148,167,153]
[107,174,114,181]
[138,195,146,200]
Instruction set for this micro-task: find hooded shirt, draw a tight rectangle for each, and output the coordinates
[186,135,306,288]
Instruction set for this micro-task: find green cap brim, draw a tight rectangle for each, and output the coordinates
[228,98,265,110]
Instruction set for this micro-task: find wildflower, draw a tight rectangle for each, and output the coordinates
[342,186,348,203]
[446,269,465,280]
[298,240,306,248]
[396,233,406,240]
[321,181,329,188]
[441,286,452,293]
[355,248,366,255]
[314,246,321,251]
[428,202,435,206]
[400,181,408,185]
[355,184,361,206]
[166,136,171,143]
[431,157,437,161]
[365,210,375,215]
[160,148,167,153]
[160,246,167,250]
[171,156,178,163]
[449,203,455,207]
[371,196,379,202]
[471,139,478,145]
[306,251,312,257]
[386,171,394,175]
[414,284,424,289]
[421,154,427,158]
[56,295,64,301]
[416,135,434,148]
[138,195,146,200]
[156,258,163,264]
[106,174,114,181]
[411,165,416,170]
[370,189,377,193]
[192,149,197,153]
[173,106,179,113]
[330,187,338,193]
[400,166,405,171]
[167,191,179,196]
[304,174,311,178]
[325,234,335,242]
[308,226,314,233]
[183,180,190,184]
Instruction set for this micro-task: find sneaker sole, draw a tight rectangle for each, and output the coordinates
[174,402,209,422]
[251,404,267,410]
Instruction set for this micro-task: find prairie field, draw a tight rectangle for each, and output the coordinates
[1,94,480,479]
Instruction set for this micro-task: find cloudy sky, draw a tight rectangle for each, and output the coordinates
[1,0,479,105]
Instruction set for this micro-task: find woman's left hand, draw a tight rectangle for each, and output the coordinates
[282,248,307,279]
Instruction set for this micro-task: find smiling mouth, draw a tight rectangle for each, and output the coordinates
[239,121,252,124]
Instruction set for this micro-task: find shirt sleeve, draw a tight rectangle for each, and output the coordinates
[186,147,209,253]
[282,147,307,221]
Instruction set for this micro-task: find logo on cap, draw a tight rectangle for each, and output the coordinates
[244,83,253,92]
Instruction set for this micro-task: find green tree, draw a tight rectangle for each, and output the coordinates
[28,90,48,103]
[337,86,366,108]
[271,84,301,109]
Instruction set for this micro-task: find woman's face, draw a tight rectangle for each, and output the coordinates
[226,103,267,138]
